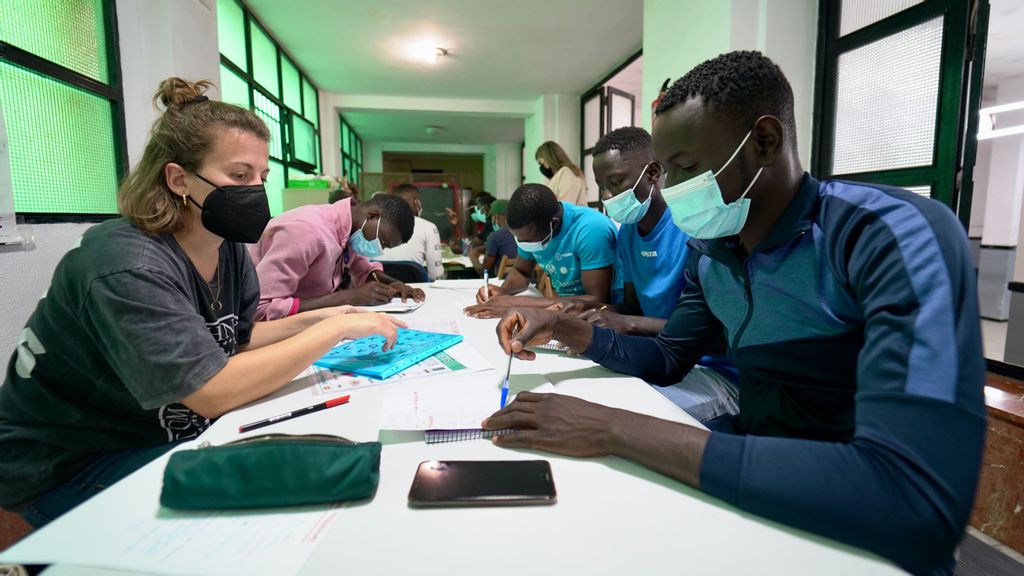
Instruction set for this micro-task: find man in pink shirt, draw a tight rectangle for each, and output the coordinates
[249,194,426,320]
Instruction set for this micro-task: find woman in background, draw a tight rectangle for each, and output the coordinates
[535,141,586,206]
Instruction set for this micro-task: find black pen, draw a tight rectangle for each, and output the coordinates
[238,395,351,433]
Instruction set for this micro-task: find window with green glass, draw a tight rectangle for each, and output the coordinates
[281,56,301,112]
[339,115,362,185]
[249,21,279,99]
[219,63,249,108]
[216,0,246,71]
[0,0,125,217]
[216,0,321,216]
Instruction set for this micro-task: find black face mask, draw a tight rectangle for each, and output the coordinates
[191,173,271,243]
[539,164,555,179]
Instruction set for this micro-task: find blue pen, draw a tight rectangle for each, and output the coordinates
[499,327,517,408]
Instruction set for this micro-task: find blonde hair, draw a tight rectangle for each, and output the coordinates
[535,141,582,178]
[117,77,271,235]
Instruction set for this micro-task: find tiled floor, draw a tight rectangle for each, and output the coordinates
[983,319,1008,363]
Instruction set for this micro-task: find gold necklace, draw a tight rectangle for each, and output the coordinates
[203,265,222,312]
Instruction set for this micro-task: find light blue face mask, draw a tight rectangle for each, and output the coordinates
[603,163,654,225]
[351,217,384,257]
[516,221,554,253]
[470,206,487,223]
[662,129,763,239]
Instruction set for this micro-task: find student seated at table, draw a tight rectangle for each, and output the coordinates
[468,199,518,277]
[483,51,984,576]
[463,184,617,317]
[550,126,738,422]
[249,192,426,320]
[0,78,407,528]
[377,183,444,280]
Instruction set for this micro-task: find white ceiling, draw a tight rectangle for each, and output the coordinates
[984,0,1024,88]
[342,110,524,144]
[246,0,644,99]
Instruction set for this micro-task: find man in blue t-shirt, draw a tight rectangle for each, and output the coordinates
[469,200,517,277]
[464,184,616,317]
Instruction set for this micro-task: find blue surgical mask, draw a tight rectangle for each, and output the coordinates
[603,163,654,225]
[471,206,487,223]
[351,217,384,257]
[516,221,554,253]
[662,130,763,239]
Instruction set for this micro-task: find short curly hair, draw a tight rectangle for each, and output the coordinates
[655,50,796,150]
[593,126,652,159]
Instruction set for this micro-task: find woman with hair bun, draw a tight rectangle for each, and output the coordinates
[0,78,405,527]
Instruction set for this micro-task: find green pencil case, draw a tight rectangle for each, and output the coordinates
[160,433,381,510]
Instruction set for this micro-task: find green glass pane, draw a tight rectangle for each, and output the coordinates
[281,56,301,112]
[250,21,279,98]
[303,78,318,127]
[344,158,352,180]
[253,90,282,159]
[266,159,285,216]
[355,139,362,163]
[218,63,249,108]
[0,0,109,83]
[1,62,117,213]
[216,0,247,71]
[291,115,316,165]
[341,122,350,155]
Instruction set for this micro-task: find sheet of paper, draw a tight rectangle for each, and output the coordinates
[428,280,479,290]
[309,341,490,396]
[0,447,342,576]
[378,373,550,430]
[367,298,424,313]
[406,317,461,334]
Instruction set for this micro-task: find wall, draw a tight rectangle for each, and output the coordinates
[642,0,817,166]
[0,0,220,378]
[523,94,581,185]
[117,0,220,167]
[365,142,521,199]
[0,224,94,376]
[382,153,485,192]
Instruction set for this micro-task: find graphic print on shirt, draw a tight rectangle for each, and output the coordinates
[157,403,211,442]
[206,313,240,355]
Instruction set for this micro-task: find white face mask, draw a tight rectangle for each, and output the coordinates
[516,221,554,253]
[603,163,654,225]
[662,130,764,239]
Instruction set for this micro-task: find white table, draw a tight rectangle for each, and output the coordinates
[8,280,904,576]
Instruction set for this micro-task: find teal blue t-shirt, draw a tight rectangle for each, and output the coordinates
[616,207,692,319]
[517,202,617,296]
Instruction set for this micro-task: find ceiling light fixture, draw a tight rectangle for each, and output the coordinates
[405,41,449,65]
[425,125,443,136]
[978,100,1024,140]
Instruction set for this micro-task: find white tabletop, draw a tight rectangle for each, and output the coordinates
[12,280,903,576]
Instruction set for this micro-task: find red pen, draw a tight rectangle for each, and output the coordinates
[238,395,351,433]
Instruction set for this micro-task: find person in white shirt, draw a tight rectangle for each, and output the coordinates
[377,183,444,280]
[535,141,587,206]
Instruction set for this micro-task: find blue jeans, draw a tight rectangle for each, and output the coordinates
[13,442,181,528]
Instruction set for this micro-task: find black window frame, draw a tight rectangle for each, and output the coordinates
[1,0,127,223]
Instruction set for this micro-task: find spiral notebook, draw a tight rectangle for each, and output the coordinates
[314,329,464,380]
[424,428,515,444]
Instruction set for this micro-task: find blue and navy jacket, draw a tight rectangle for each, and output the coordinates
[584,174,985,575]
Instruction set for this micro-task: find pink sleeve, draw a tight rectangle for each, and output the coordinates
[348,254,384,286]
[250,225,317,320]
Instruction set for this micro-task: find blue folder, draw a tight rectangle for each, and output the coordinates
[314,328,464,380]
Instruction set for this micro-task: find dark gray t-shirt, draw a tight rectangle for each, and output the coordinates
[0,219,259,506]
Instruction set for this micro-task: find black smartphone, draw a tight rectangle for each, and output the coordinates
[408,460,557,507]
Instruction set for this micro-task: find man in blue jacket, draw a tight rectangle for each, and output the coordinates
[483,51,984,575]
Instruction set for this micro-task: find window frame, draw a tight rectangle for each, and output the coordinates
[0,0,127,222]
[218,0,321,179]
[338,114,363,186]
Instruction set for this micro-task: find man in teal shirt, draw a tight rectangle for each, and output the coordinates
[464,184,616,316]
